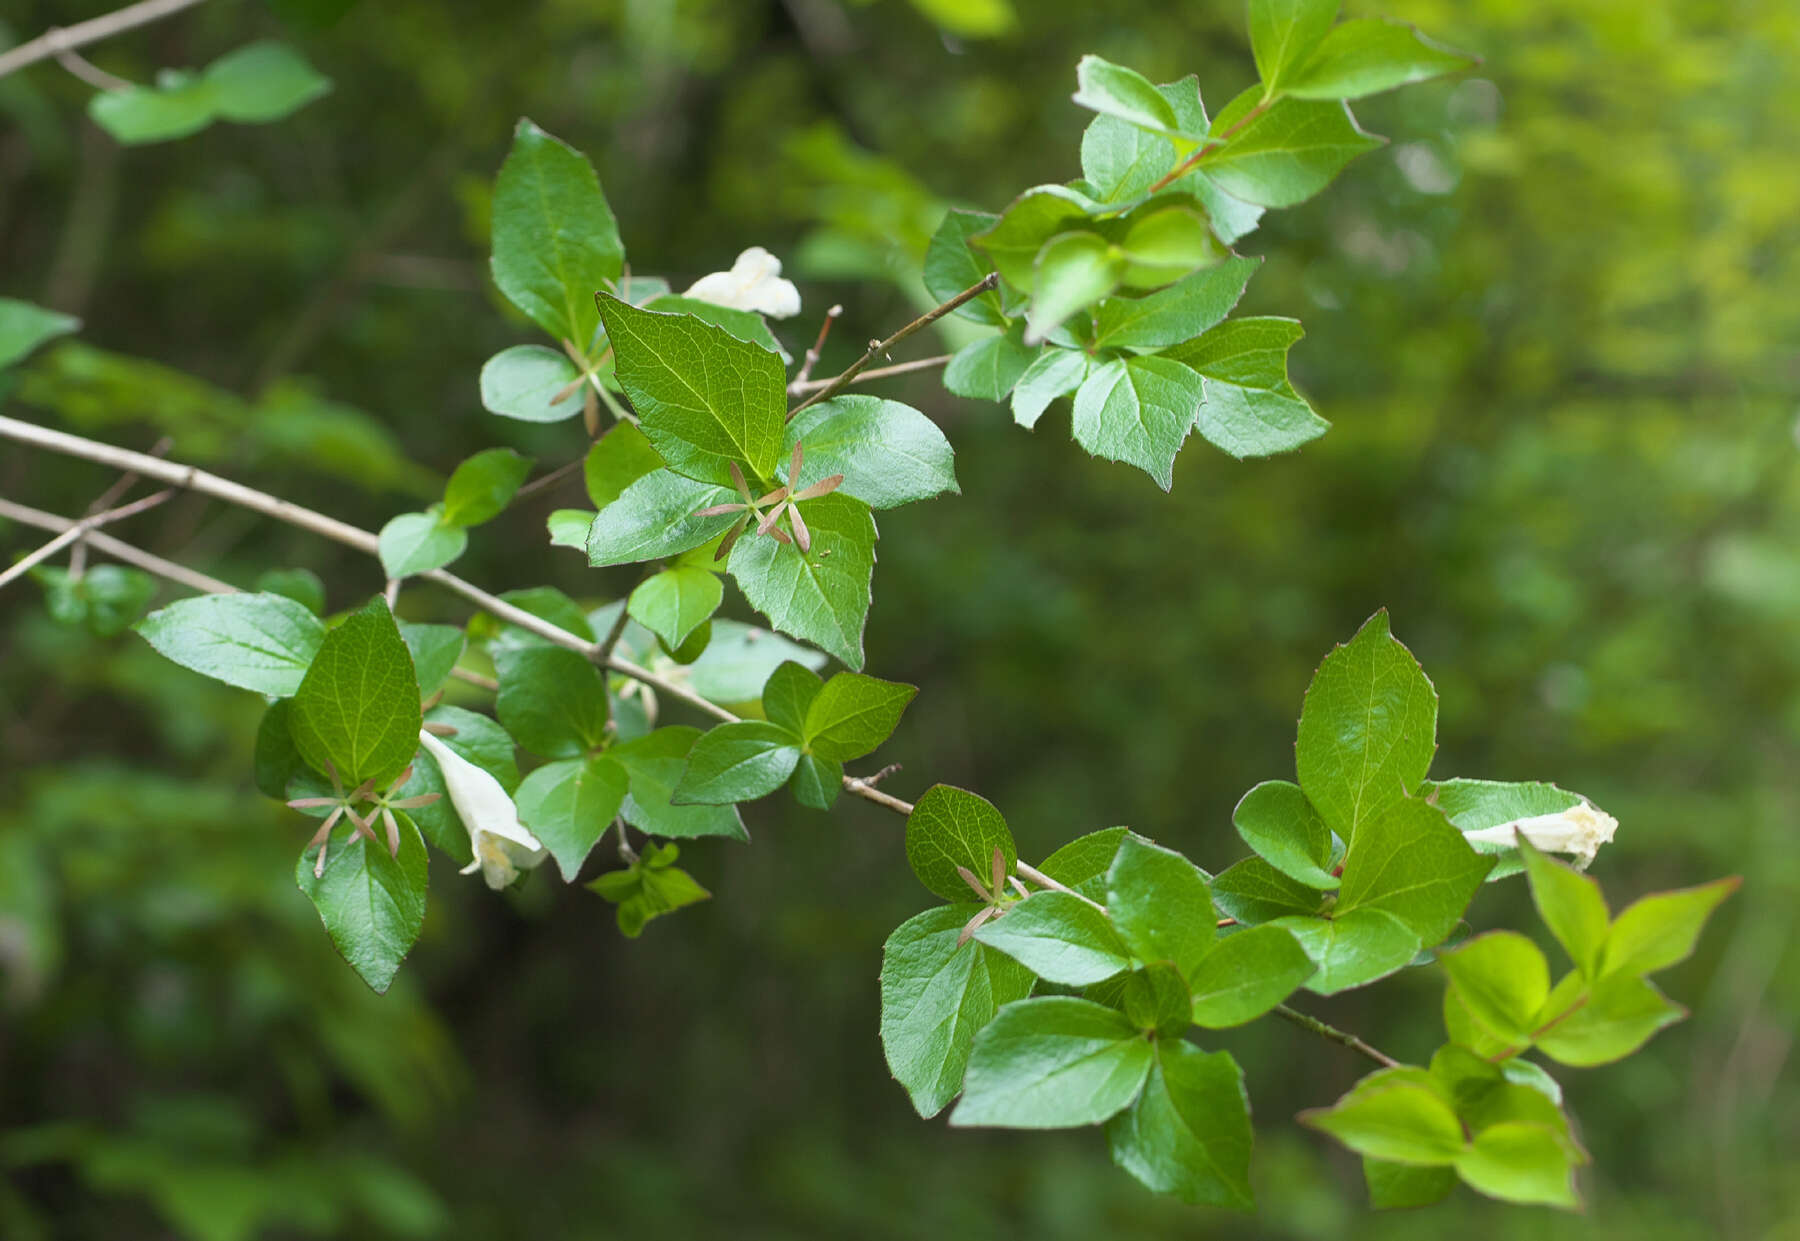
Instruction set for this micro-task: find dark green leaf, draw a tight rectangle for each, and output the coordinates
[0,298,80,369]
[1107,1042,1253,1208]
[493,645,608,758]
[727,492,876,670]
[802,672,916,762]
[789,752,842,810]
[289,598,421,787]
[442,447,531,528]
[586,469,737,566]
[254,700,304,800]
[1211,856,1327,923]
[944,331,1037,401]
[397,622,465,695]
[1272,909,1422,994]
[1364,1159,1457,1209]
[1039,827,1133,901]
[585,422,668,510]
[607,726,749,841]
[295,811,427,994]
[951,997,1154,1128]
[491,119,622,345]
[671,721,801,805]
[904,784,1017,903]
[923,209,1005,325]
[760,660,823,735]
[1338,797,1492,946]
[1091,257,1259,350]
[1011,347,1091,429]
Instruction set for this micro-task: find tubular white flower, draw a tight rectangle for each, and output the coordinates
[417,730,547,890]
[683,246,802,319]
[1462,801,1619,869]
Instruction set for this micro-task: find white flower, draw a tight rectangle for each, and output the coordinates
[683,246,802,319]
[417,730,548,890]
[1461,801,1619,869]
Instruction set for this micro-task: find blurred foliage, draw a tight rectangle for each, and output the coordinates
[1,0,1796,1237]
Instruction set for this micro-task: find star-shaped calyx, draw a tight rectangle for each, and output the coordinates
[693,441,843,560]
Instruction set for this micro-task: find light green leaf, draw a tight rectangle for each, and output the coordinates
[442,447,531,527]
[880,904,1037,1118]
[1188,925,1317,1027]
[295,811,427,995]
[595,293,786,489]
[288,598,421,787]
[0,299,80,369]
[671,721,801,805]
[783,395,959,509]
[378,510,467,578]
[1534,972,1686,1067]
[1300,1066,1467,1165]
[759,660,824,735]
[951,997,1154,1129]
[134,592,325,696]
[1121,963,1195,1036]
[1025,231,1123,346]
[1283,19,1477,101]
[1203,97,1383,208]
[1517,837,1610,975]
[1211,856,1328,923]
[1272,908,1421,994]
[1115,204,1224,289]
[1071,55,1191,139]
[588,843,711,937]
[1071,355,1206,490]
[1453,1122,1580,1209]
[629,567,723,651]
[683,620,828,705]
[1105,836,1215,977]
[585,422,667,510]
[802,672,917,762]
[1439,931,1551,1048]
[1337,797,1493,946]
[494,586,596,645]
[1194,373,1328,459]
[549,510,592,550]
[202,40,333,122]
[944,331,1037,401]
[1011,347,1090,429]
[727,492,876,670]
[642,294,791,362]
[491,119,622,345]
[586,469,737,567]
[514,756,629,881]
[479,345,583,422]
[1107,1042,1253,1208]
[493,645,608,758]
[905,784,1017,904]
[1365,1158,1457,1209]
[1426,778,1587,880]
[1091,257,1259,350]
[1039,827,1133,901]
[972,185,1102,291]
[1232,779,1338,888]
[975,891,1136,986]
[1163,315,1302,385]
[1295,610,1437,845]
[255,567,325,616]
[89,74,218,144]
[923,209,1005,325]
[1601,877,1739,979]
[397,622,465,695]
[607,726,749,841]
[1248,0,1340,95]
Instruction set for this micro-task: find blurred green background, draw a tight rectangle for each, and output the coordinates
[2,0,1796,1237]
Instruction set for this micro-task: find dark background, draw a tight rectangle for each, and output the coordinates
[1,0,1796,1237]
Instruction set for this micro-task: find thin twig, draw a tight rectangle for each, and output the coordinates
[513,457,585,501]
[789,274,999,417]
[0,0,211,82]
[1013,860,1110,914]
[450,667,499,692]
[54,46,131,92]
[1272,1004,1402,1069]
[0,489,173,589]
[1144,99,1271,195]
[787,353,953,396]
[0,498,237,594]
[788,303,843,394]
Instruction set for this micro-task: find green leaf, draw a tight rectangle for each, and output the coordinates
[951,997,1154,1129]
[1107,1042,1253,1208]
[295,811,427,995]
[1453,1122,1579,1208]
[1039,827,1133,901]
[944,331,1037,401]
[971,185,1100,292]
[1203,98,1383,208]
[904,784,1017,904]
[789,753,842,810]
[1283,19,1477,101]
[586,469,737,566]
[1337,797,1493,946]
[1091,257,1259,350]
[1300,1067,1467,1165]
[1105,836,1215,977]
[607,726,749,841]
[0,299,80,369]
[683,619,828,705]
[514,756,629,881]
[585,422,667,510]
[134,592,325,696]
[424,704,520,790]
[1365,1158,1457,1209]
[1189,333,1329,461]
[202,40,333,122]
[760,660,824,735]
[1188,925,1316,1027]
[479,345,583,422]
[923,209,1005,325]
[1071,355,1206,490]
[1211,856,1327,923]
[1443,985,1512,1060]
[493,586,596,645]
[1025,231,1123,346]
[1071,55,1191,139]
[255,567,326,616]
[628,567,723,651]
[727,492,875,670]
[549,510,595,550]
[1232,779,1338,889]
[1272,908,1421,994]
[397,622,465,694]
[783,396,959,509]
[491,119,622,345]
[1121,963,1195,1036]
[1295,610,1437,845]
[442,447,531,527]
[289,598,422,787]
[1439,932,1551,1048]
[595,293,786,489]
[1534,972,1685,1067]
[89,74,217,144]
[493,645,608,758]
[1162,315,1302,385]
[588,845,711,937]
[671,721,801,805]
[880,904,1037,1117]
[254,700,304,799]
[377,510,467,577]
[802,672,917,762]
[1601,877,1739,979]
[1426,778,1587,879]
[1248,0,1339,95]
[642,294,791,362]
[1011,347,1090,430]
[1518,837,1610,975]
[975,891,1136,986]
[400,707,516,864]
[1115,204,1225,289]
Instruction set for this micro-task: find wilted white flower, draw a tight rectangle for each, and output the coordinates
[1462,801,1619,869]
[684,246,802,319]
[417,731,548,890]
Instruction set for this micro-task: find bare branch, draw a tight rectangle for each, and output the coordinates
[0,0,211,82]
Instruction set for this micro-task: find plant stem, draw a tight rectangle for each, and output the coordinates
[788,304,843,394]
[0,488,173,590]
[0,0,210,82]
[1013,860,1110,914]
[787,354,953,396]
[1272,1004,1402,1069]
[0,497,237,595]
[789,275,999,417]
[1144,100,1270,195]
